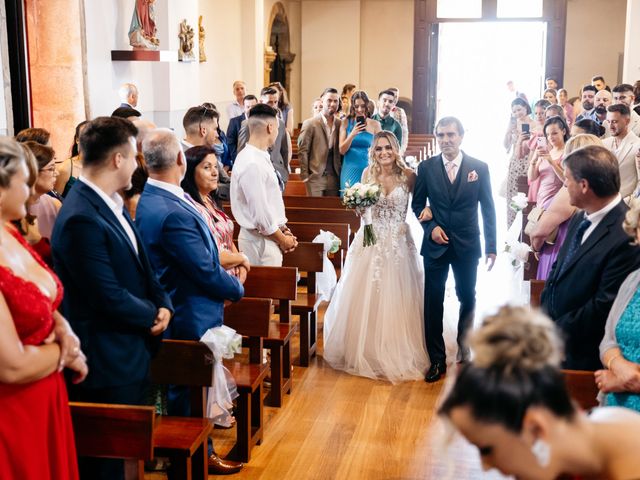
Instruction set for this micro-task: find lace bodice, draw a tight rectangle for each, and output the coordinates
[350,184,417,287]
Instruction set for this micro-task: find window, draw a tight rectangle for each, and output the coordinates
[497,0,543,18]
[436,0,482,18]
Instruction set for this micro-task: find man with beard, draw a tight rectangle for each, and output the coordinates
[576,85,598,123]
[372,89,403,147]
[297,87,342,196]
[612,84,640,136]
[602,104,640,199]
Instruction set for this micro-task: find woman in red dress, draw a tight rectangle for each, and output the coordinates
[0,137,87,480]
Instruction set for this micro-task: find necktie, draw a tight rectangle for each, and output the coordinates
[558,216,592,275]
[445,160,457,183]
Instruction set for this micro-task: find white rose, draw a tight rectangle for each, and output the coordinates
[357,185,368,197]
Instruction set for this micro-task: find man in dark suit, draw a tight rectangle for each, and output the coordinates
[238,86,290,183]
[297,87,342,196]
[227,94,257,166]
[135,128,244,474]
[541,145,640,370]
[412,116,497,383]
[51,116,173,480]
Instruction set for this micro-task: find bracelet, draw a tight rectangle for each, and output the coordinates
[607,354,621,370]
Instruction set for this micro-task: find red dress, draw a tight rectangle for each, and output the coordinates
[0,227,79,479]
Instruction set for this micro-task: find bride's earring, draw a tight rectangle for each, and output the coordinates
[531,439,551,467]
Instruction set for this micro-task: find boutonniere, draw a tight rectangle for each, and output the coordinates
[468,170,479,182]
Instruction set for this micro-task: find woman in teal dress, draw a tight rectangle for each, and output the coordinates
[338,90,381,194]
[596,201,640,411]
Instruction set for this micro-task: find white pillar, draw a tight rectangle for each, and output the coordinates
[623,0,640,82]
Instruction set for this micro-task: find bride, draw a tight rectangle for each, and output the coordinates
[323,131,430,382]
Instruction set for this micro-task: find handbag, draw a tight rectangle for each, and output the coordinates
[524,206,559,245]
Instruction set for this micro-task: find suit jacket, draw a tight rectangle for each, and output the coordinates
[135,183,244,341]
[411,153,497,260]
[541,201,640,370]
[51,181,173,389]
[226,113,245,165]
[238,118,290,182]
[603,132,640,198]
[297,115,342,181]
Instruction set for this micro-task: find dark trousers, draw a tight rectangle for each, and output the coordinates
[423,249,478,366]
[69,381,150,480]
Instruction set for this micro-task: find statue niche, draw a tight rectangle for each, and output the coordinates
[128,0,160,50]
[178,19,195,62]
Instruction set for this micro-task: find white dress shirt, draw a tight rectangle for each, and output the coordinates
[226,101,244,122]
[79,176,138,254]
[145,178,204,217]
[441,151,463,181]
[582,194,621,243]
[230,143,287,235]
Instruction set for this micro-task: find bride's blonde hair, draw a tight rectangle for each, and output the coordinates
[364,131,408,185]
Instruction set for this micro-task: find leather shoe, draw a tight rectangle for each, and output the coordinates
[208,453,243,475]
[425,363,446,383]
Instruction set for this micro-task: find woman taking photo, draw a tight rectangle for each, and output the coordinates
[440,305,640,480]
[338,90,381,194]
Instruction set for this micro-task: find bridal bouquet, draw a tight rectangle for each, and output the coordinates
[342,182,381,247]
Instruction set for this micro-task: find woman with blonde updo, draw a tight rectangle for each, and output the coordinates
[439,305,640,480]
[323,131,429,383]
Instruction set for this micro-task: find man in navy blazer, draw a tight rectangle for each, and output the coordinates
[227,94,258,166]
[412,116,496,383]
[51,117,173,480]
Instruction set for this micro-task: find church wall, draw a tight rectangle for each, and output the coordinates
[563,0,626,96]
[622,0,640,84]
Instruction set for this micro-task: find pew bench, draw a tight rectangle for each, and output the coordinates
[69,402,212,480]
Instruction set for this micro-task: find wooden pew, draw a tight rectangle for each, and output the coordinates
[242,266,299,407]
[287,222,350,270]
[530,280,545,307]
[562,370,599,410]
[283,195,343,209]
[150,299,271,464]
[283,242,325,367]
[283,180,307,196]
[70,402,212,480]
[284,207,360,237]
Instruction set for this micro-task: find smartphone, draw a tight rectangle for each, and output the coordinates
[356,116,366,127]
[521,123,530,134]
[537,137,548,150]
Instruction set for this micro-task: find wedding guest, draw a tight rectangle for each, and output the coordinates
[571,118,605,137]
[576,85,598,122]
[227,94,258,167]
[0,136,86,480]
[525,99,552,205]
[372,89,403,149]
[181,145,250,279]
[596,199,640,412]
[226,80,246,121]
[52,117,173,480]
[540,145,640,370]
[311,97,323,116]
[111,106,141,120]
[543,88,558,104]
[558,88,574,126]
[269,81,294,135]
[15,127,50,145]
[231,104,297,266]
[338,90,381,193]
[340,83,357,120]
[527,116,568,205]
[531,134,604,281]
[118,82,138,108]
[440,306,640,480]
[633,80,640,116]
[602,104,640,199]
[55,121,89,197]
[388,87,409,155]
[504,97,534,227]
[592,74,610,92]
[569,95,583,119]
[21,142,61,264]
[545,77,559,90]
[201,102,232,171]
[544,104,565,121]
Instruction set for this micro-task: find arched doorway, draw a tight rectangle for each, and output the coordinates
[265,2,295,92]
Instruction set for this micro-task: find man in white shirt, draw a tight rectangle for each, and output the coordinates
[602,104,640,198]
[612,83,640,136]
[226,80,246,122]
[231,104,297,266]
[541,145,640,370]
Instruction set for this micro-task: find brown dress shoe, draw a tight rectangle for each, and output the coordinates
[208,453,243,475]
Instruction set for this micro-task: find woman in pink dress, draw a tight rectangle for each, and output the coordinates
[527,116,569,280]
[0,137,88,479]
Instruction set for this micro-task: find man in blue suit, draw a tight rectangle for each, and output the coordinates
[227,94,258,167]
[136,128,244,474]
[51,116,173,480]
[412,116,497,382]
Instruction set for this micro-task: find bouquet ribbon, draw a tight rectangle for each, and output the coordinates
[199,325,242,427]
[360,207,377,247]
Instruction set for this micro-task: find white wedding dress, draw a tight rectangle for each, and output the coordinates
[322,184,430,383]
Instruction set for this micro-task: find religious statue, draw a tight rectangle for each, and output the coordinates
[128,0,160,50]
[198,16,206,63]
[178,19,195,62]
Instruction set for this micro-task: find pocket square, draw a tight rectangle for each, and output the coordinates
[467,170,478,182]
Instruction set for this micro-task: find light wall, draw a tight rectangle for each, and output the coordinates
[623,0,640,83]
[0,1,9,136]
[300,0,413,124]
[563,0,627,96]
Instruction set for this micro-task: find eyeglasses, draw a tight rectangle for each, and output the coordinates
[40,165,58,174]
